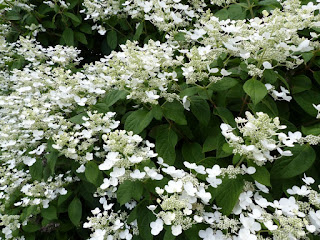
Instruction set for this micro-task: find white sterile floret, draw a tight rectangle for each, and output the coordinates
[184,181,197,196]
[239,214,261,233]
[254,181,269,193]
[237,228,257,240]
[130,169,146,179]
[165,180,183,193]
[171,225,182,236]
[302,174,315,185]
[263,61,273,69]
[287,185,310,196]
[182,96,190,111]
[313,104,320,118]
[150,218,164,235]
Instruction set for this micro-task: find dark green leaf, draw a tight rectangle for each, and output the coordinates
[190,96,211,126]
[213,107,236,128]
[79,23,92,34]
[107,30,117,50]
[85,161,103,187]
[62,28,74,46]
[133,22,144,41]
[68,197,82,226]
[5,10,21,20]
[248,162,271,187]
[63,12,81,23]
[215,176,244,215]
[74,31,88,44]
[124,109,153,134]
[294,90,320,117]
[117,180,144,205]
[302,123,320,135]
[137,201,156,240]
[154,125,178,165]
[271,145,316,179]
[291,75,312,94]
[151,105,163,120]
[263,69,278,84]
[103,90,127,107]
[29,159,43,181]
[182,142,205,163]
[41,205,57,220]
[209,77,239,92]
[45,151,59,176]
[163,100,187,125]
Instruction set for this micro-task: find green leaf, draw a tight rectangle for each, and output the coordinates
[190,96,211,126]
[243,78,268,105]
[213,107,236,128]
[107,30,117,50]
[22,224,41,233]
[174,32,186,41]
[45,151,59,176]
[103,90,127,107]
[137,200,156,240]
[291,75,312,94]
[79,23,92,34]
[203,126,220,152]
[74,31,88,44]
[250,96,278,118]
[294,90,320,117]
[182,142,205,163]
[68,197,82,226]
[164,229,175,240]
[214,8,228,20]
[85,161,103,187]
[302,52,314,63]
[41,205,57,220]
[208,77,239,92]
[63,12,81,23]
[263,69,278,84]
[248,163,271,187]
[271,145,316,179]
[62,28,74,46]
[154,125,178,165]
[151,105,163,120]
[117,180,144,206]
[302,123,320,135]
[69,112,87,124]
[215,176,244,215]
[5,10,21,20]
[29,159,43,181]
[124,109,153,134]
[133,22,144,41]
[228,4,246,20]
[163,100,187,125]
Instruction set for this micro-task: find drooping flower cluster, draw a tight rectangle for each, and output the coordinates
[84,204,139,240]
[220,111,301,165]
[81,0,208,32]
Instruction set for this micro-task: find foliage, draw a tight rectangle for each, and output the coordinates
[0,0,320,239]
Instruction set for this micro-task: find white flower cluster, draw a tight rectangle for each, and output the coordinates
[198,179,320,240]
[175,0,320,82]
[84,40,180,104]
[148,159,257,236]
[82,0,207,32]
[84,203,138,240]
[52,111,120,164]
[221,112,301,165]
[96,129,162,197]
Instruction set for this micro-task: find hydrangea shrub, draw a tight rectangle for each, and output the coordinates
[1,0,320,239]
